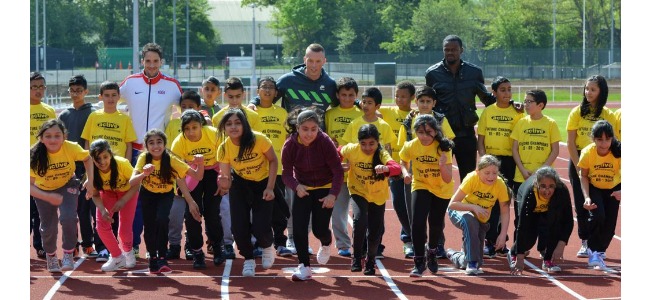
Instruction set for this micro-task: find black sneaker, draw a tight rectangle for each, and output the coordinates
[351,257,362,272]
[410,257,426,277]
[363,258,376,276]
[426,246,439,273]
[435,244,446,259]
[376,244,385,259]
[158,258,172,274]
[222,244,236,259]
[149,258,160,274]
[193,250,207,270]
[184,245,194,261]
[36,248,46,259]
[496,246,510,257]
[166,244,181,260]
[213,247,226,266]
[483,242,496,258]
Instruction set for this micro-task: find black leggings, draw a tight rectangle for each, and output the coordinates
[292,188,333,266]
[587,183,621,252]
[410,189,450,257]
[185,169,223,251]
[351,194,385,260]
[140,188,174,259]
[569,151,590,240]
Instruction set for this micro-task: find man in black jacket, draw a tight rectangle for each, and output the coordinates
[425,35,496,183]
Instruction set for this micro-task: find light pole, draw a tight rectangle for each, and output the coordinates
[35,0,39,72]
[173,0,178,79]
[152,0,156,43]
[552,0,556,79]
[133,0,140,74]
[43,0,47,73]
[250,4,257,90]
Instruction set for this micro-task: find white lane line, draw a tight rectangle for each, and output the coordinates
[523,259,587,300]
[43,256,86,300]
[221,259,233,300]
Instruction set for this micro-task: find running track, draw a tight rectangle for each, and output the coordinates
[30,102,621,299]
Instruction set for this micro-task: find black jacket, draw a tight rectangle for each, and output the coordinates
[425,59,495,137]
[515,174,574,249]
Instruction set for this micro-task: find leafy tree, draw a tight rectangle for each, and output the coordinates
[269,0,323,58]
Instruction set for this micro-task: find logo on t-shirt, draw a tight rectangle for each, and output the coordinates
[48,161,70,170]
[31,113,51,120]
[491,115,514,122]
[416,155,438,163]
[523,128,545,135]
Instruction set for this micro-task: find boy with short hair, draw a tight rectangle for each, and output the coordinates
[511,89,561,228]
[58,75,99,260]
[341,87,396,150]
[211,77,261,131]
[324,77,363,257]
[30,71,55,258]
[379,81,415,258]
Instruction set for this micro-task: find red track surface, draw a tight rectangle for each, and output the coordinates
[30,103,621,299]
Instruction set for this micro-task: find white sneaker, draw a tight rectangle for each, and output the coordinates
[61,252,75,271]
[242,259,256,277]
[124,249,136,268]
[261,246,275,269]
[588,250,607,269]
[316,244,331,264]
[286,238,297,255]
[47,255,62,273]
[101,254,126,272]
[576,240,589,258]
[291,263,312,281]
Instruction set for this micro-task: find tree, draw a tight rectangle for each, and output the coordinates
[269,0,323,58]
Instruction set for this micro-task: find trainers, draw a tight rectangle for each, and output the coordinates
[276,246,293,257]
[507,254,516,270]
[207,241,214,255]
[286,238,297,255]
[242,259,256,277]
[600,252,607,259]
[261,246,275,269]
[46,255,62,273]
[496,246,510,257]
[253,247,263,258]
[426,246,439,273]
[145,252,151,259]
[577,240,589,258]
[351,257,363,272]
[61,252,75,271]
[158,258,172,274]
[317,245,331,264]
[542,260,562,273]
[149,258,160,274]
[96,249,109,262]
[466,261,479,275]
[483,242,496,259]
[213,251,226,266]
[410,257,426,277]
[184,244,194,260]
[588,250,607,269]
[84,246,99,258]
[36,248,46,259]
[291,263,312,281]
[193,250,207,270]
[363,258,376,276]
[133,245,140,259]
[338,248,352,257]
[376,244,385,259]
[101,254,126,272]
[124,249,136,268]
[166,244,181,260]
[435,244,445,259]
[222,244,236,259]
[403,242,414,258]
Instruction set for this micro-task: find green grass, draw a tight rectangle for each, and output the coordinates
[477,108,572,142]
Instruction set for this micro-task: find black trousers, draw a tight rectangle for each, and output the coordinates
[410,189,450,257]
[587,183,621,252]
[292,188,333,266]
[569,150,590,240]
[185,169,223,251]
[351,194,385,260]
[140,188,174,258]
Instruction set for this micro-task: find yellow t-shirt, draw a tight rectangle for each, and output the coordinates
[81,110,137,157]
[165,118,182,145]
[458,170,510,223]
[217,131,273,182]
[341,116,397,150]
[533,186,550,213]
[510,115,562,182]
[212,106,261,132]
[397,112,455,150]
[30,102,56,146]
[171,126,219,167]
[135,152,190,193]
[577,143,621,189]
[566,106,616,150]
[324,106,363,147]
[340,143,393,205]
[30,141,88,190]
[399,139,454,199]
[613,109,621,141]
[98,156,134,192]
[477,104,524,156]
[379,106,411,162]
[256,104,288,175]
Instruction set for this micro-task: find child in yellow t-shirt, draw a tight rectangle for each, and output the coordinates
[511,89,561,227]
[339,124,401,275]
[578,120,621,270]
[378,80,415,258]
[216,108,279,277]
[447,155,511,275]
[477,76,524,257]
[212,77,261,131]
[30,119,94,273]
[133,129,203,274]
[324,77,363,258]
[200,76,222,119]
[399,114,454,277]
[341,87,396,152]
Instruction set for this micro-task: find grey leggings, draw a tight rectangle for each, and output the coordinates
[33,177,80,254]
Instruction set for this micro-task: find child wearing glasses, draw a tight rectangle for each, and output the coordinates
[510,89,561,233]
